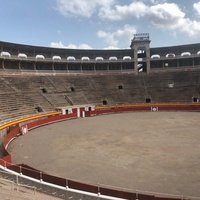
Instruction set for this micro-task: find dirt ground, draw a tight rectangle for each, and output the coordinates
[8,112,200,197]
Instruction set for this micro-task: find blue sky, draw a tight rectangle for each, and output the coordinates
[0,0,200,49]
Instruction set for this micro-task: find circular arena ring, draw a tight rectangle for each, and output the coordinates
[1,103,200,200]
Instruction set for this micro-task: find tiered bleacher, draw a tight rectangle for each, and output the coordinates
[0,71,199,121]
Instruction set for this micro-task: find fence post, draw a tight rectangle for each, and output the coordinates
[136,190,139,200]
[66,179,68,189]
[98,183,100,197]
[16,175,19,185]
[40,171,43,182]
[20,166,22,175]
[3,160,6,168]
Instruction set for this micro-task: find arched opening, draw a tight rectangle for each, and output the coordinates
[41,88,47,93]
[118,85,123,90]
[102,100,108,105]
[138,63,147,73]
[109,56,118,61]
[67,56,76,61]
[81,57,90,61]
[95,57,104,61]
[192,97,199,103]
[137,48,146,58]
[35,106,43,112]
[70,87,75,92]
[123,56,131,60]
[146,98,151,103]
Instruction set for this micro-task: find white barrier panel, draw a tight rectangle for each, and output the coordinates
[82,111,85,118]
[77,108,80,118]
[151,107,158,112]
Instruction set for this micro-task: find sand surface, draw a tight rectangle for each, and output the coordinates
[8,112,200,197]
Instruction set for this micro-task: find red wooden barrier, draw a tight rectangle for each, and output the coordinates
[21,166,41,180]
[3,127,20,148]
[99,186,136,199]
[138,194,155,200]
[42,173,67,187]
[27,113,77,130]
[7,164,21,173]
[0,156,11,167]
[155,197,185,200]
[68,180,99,194]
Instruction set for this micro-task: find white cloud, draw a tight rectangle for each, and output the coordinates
[179,19,200,37]
[50,41,92,49]
[99,1,200,37]
[146,3,200,37]
[55,0,200,38]
[56,0,114,18]
[99,2,184,24]
[147,3,185,29]
[97,24,137,48]
[194,2,200,15]
[99,1,147,20]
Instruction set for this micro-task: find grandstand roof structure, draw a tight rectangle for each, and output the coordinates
[1,36,200,74]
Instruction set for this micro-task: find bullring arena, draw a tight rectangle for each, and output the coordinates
[0,33,200,199]
[8,112,200,197]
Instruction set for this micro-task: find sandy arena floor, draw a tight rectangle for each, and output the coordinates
[8,112,200,197]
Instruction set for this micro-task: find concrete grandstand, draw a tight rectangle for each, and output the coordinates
[0,34,200,199]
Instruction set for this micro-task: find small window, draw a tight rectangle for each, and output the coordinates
[146,98,151,103]
[95,57,104,61]
[193,97,199,103]
[102,100,108,105]
[181,52,191,57]
[41,88,47,93]
[137,50,145,54]
[81,57,90,61]
[123,56,131,60]
[109,56,117,61]
[36,54,45,59]
[118,85,123,90]
[52,55,61,60]
[18,53,27,59]
[168,81,174,88]
[35,106,43,112]
[67,56,76,61]
[166,53,175,58]
[151,54,160,59]
[0,51,11,57]
[70,87,75,92]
